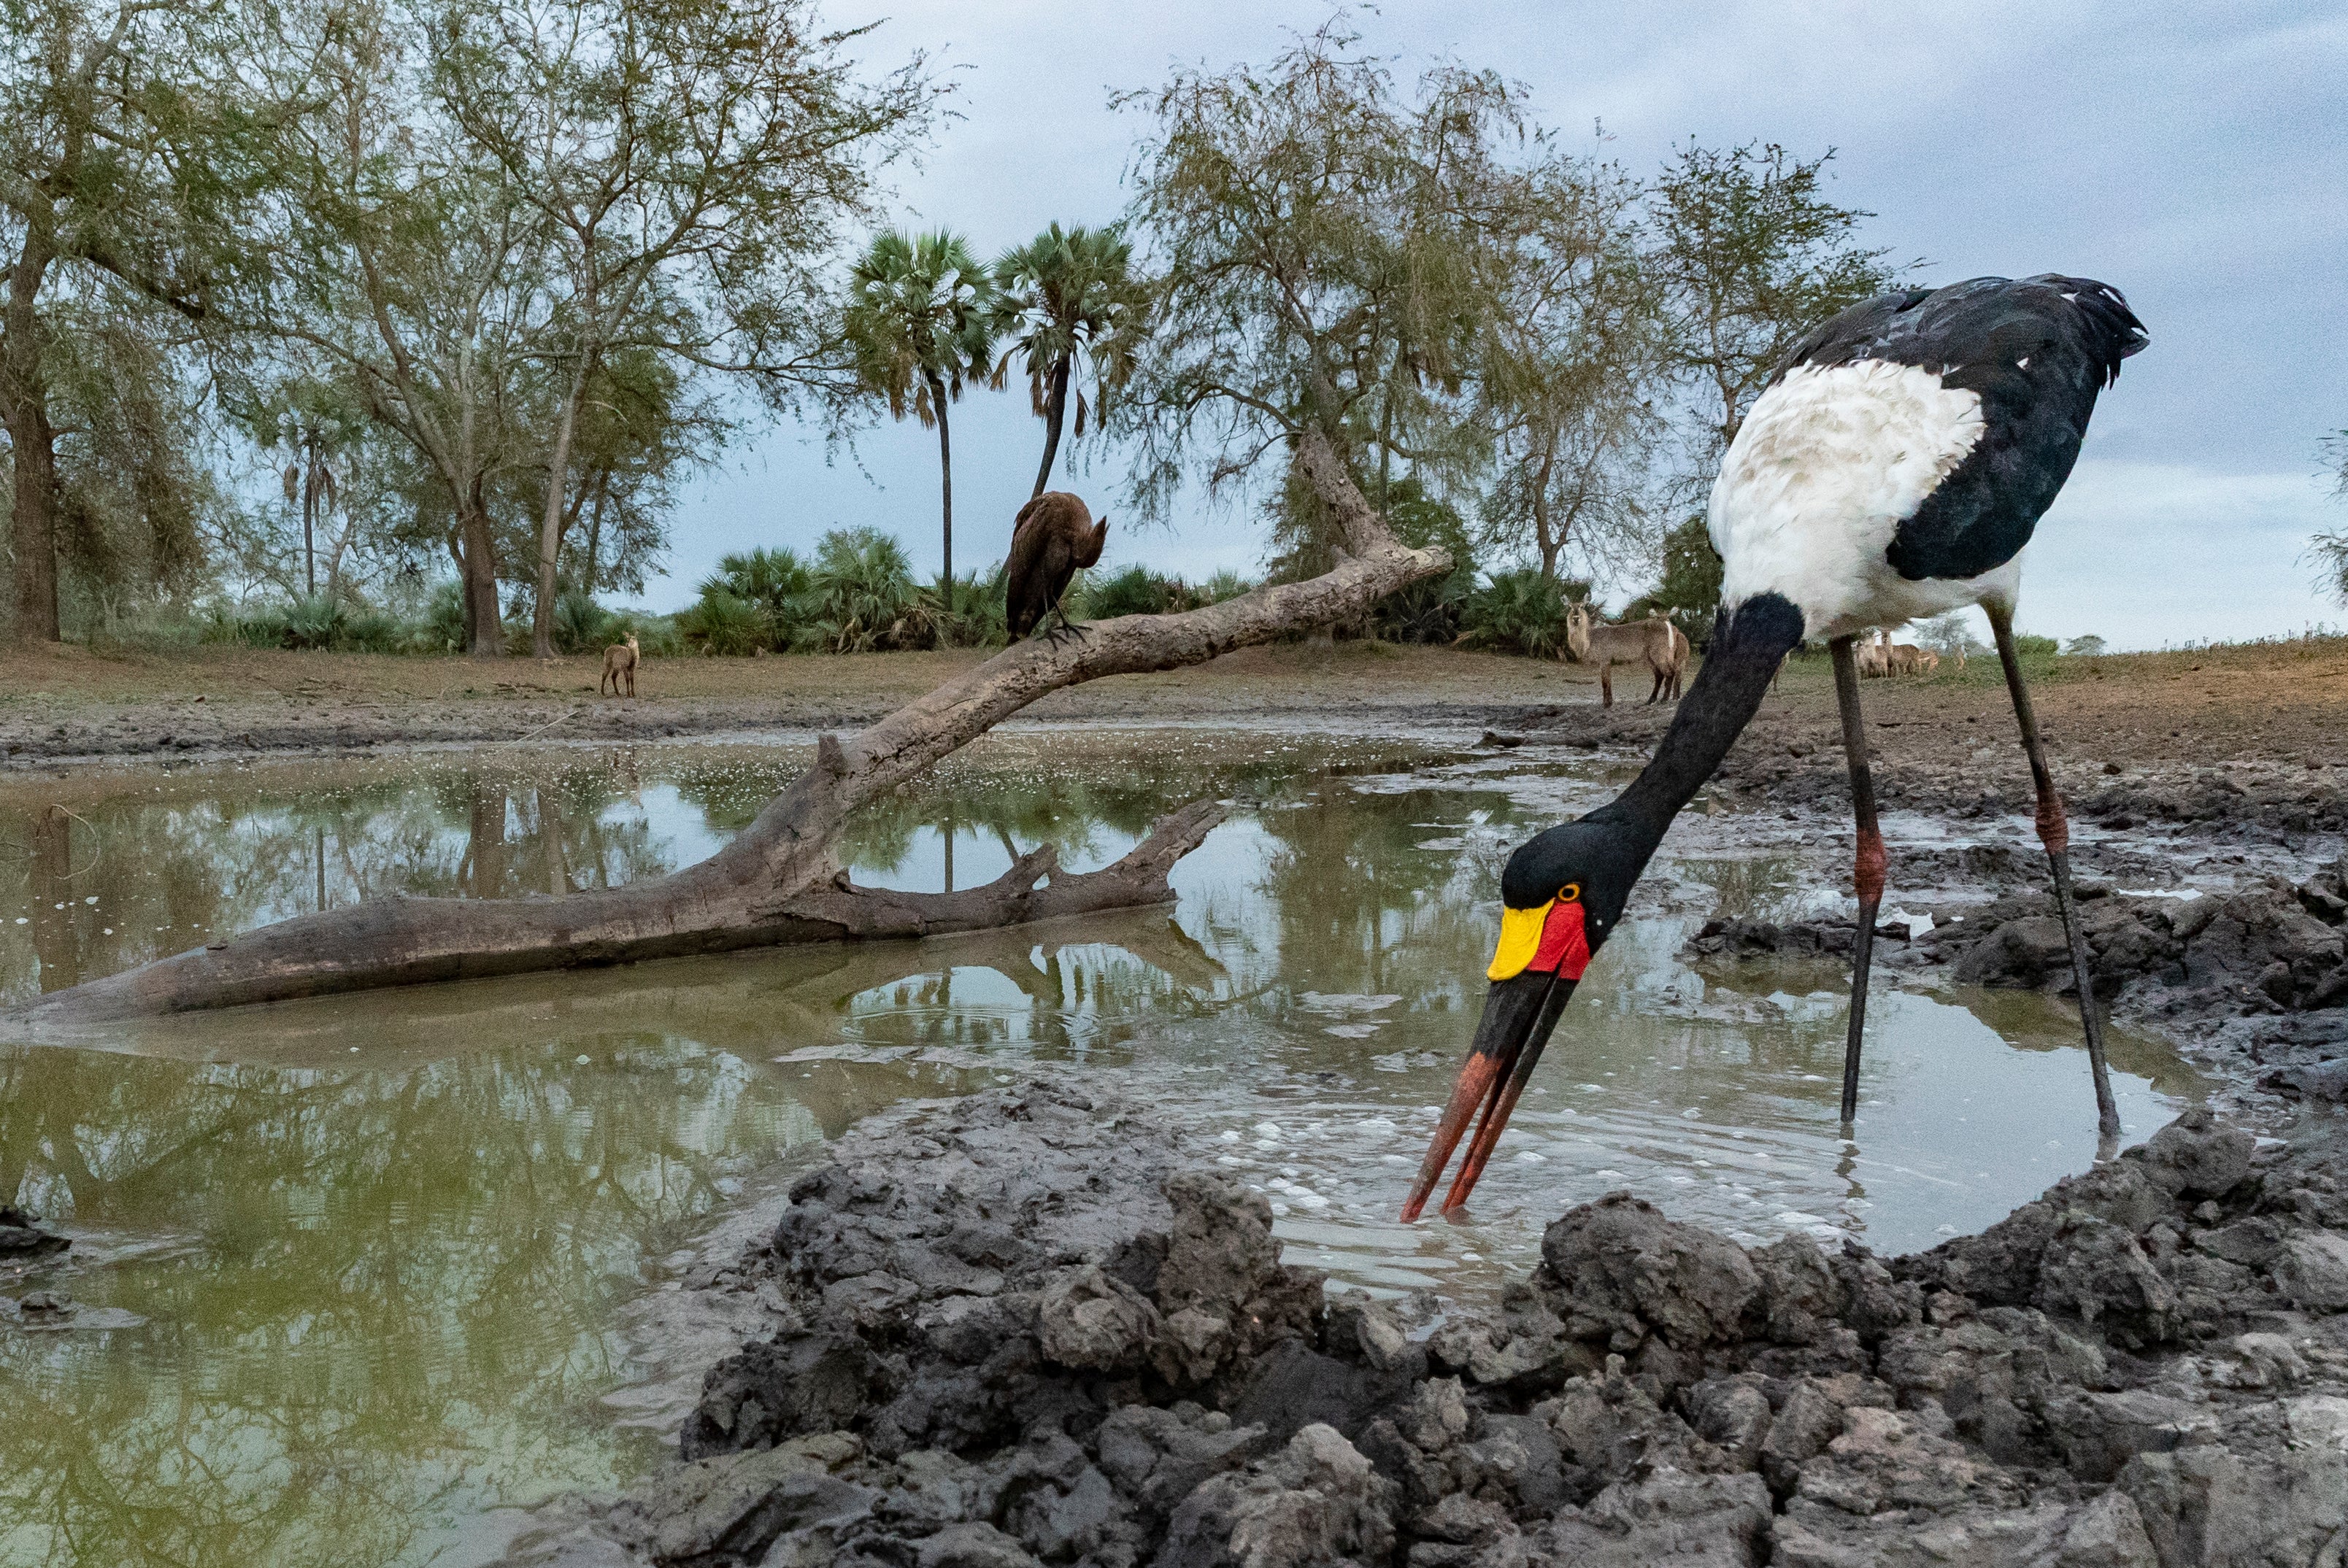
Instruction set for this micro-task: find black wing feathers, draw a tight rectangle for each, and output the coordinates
[1765,275,2148,584]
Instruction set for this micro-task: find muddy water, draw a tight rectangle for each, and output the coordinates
[0,729,2200,1568]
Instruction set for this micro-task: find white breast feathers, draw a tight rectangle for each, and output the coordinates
[1709,360,1989,638]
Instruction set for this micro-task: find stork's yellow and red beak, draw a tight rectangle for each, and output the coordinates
[1485,896,1593,984]
[1401,897,1590,1221]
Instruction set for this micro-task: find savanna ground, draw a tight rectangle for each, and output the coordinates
[1,632,2342,773]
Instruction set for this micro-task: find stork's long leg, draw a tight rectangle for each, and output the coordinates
[1987,605,2122,1139]
[1829,636,1886,1126]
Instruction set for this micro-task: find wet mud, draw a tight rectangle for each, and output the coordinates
[499,1082,2348,1568]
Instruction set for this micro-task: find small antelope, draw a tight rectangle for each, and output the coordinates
[1649,610,1690,700]
[601,632,639,698]
[1565,601,1683,708]
[1857,628,1892,679]
[1890,643,1939,676]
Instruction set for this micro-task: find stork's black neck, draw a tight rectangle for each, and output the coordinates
[1584,593,1807,853]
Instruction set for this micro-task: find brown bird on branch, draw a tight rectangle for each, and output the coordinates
[1006,491,1107,642]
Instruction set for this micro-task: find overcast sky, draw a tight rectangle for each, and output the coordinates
[642,1,2348,651]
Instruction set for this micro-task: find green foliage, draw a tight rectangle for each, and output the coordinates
[553,589,622,655]
[924,565,1009,649]
[1371,478,1479,644]
[1116,23,1525,521]
[798,526,920,653]
[1199,570,1255,604]
[1079,565,1175,620]
[707,549,811,622]
[418,582,470,654]
[2012,633,2060,657]
[1622,516,1725,645]
[2062,634,2108,657]
[994,222,1144,490]
[1647,141,1905,458]
[681,590,767,656]
[2306,431,2347,606]
[631,616,686,657]
[1461,570,1579,659]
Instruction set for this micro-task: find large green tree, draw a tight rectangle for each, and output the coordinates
[993,223,1142,500]
[841,228,997,586]
[436,0,928,657]
[1647,140,1903,464]
[1,0,253,641]
[1117,24,1520,549]
[1475,147,1662,581]
[258,0,550,656]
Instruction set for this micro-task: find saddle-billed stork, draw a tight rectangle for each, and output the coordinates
[1405,274,2150,1220]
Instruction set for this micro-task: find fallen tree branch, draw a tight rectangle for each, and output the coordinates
[15,430,1439,1023]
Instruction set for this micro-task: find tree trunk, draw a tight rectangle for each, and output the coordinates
[1031,355,1071,500]
[532,356,591,658]
[461,479,502,658]
[2,242,61,644]
[582,471,609,594]
[11,429,1444,1025]
[930,370,954,587]
[302,464,318,598]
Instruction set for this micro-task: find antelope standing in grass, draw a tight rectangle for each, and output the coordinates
[1564,601,1682,708]
[1890,641,1939,676]
[1857,627,1892,677]
[601,632,639,698]
[1650,610,1691,700]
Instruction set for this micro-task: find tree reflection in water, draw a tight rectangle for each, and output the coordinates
[0,733,2203,1567]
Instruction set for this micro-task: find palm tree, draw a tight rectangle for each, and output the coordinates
[993,223,1141,500]
[842,231,999,586]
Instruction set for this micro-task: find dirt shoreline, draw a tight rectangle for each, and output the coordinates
[4,634,2342,771]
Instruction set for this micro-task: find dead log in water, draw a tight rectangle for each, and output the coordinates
[18,431,1443,1023]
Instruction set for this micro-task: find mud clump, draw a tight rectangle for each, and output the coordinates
[0,1204,71,1259]
[507,1087,2348,1568]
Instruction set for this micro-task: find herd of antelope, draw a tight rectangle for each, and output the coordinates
[1558,603,1960,708]
[1856,626,1955,679]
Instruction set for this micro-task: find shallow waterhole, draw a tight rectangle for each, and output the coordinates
[0,728,2199,1567]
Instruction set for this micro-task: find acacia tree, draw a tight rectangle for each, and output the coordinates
[993,222,1142,499]
[261,0,547,656]
[1115,26,1520,556]
[1476,148,1662,581]
[436,0,929,657]
[1,0,250,641]
[1646,140,1902,470]
[842,229,996,587]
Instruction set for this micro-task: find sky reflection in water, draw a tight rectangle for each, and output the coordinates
[0,730,2199,1567]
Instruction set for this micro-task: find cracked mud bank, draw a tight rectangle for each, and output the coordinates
[499,1084,2348,1568]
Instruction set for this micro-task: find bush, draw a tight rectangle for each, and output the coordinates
[1199,569,1254,604]
[696,549,809,651]
[925,565,1007,649]
[554,589,623,654]
[798,526,920,653]
[1460,570,1575,659]
[415,581,469,653]
[632,615,686,657]
[681,588,770,656]
[1079,565,1172,620]
[2013,633,2060,657]
[2062,634,2107,657]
